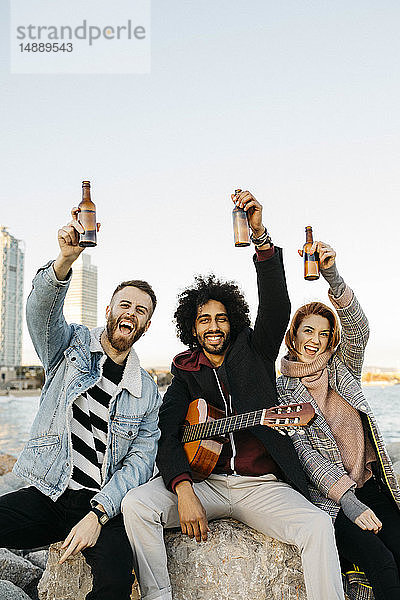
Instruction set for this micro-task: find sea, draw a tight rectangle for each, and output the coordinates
[0,386,399,457]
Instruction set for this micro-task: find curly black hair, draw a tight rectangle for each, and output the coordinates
[174,274,250,350]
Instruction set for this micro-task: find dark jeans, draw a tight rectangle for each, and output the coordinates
[335,478,400,600]
[0,486,134,600]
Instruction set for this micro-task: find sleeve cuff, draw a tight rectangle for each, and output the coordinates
[255,245,275,261]
[328,284,353,310]
[91,493,115,518]
[327,474,356,504]
[171,473,193,493]
[39,260,72,287]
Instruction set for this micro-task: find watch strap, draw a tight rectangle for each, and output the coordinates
[90,506,109,525]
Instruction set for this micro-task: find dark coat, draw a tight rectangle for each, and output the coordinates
[156,248,310,499]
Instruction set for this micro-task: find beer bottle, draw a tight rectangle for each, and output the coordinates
[78,180,97,247]
[232,189,250,247]
[302,226,320,280]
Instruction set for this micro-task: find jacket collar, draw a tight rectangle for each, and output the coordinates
[90,327,142,398]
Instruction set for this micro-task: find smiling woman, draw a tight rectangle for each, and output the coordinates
[277,241,400,600]
[284,300,341,363]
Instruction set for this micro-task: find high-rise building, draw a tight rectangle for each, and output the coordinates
[0,227,25,367]
[64,253,98,329]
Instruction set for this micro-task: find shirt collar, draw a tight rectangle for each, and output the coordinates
[89,327,142,397]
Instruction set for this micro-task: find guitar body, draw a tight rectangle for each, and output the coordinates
[183,398,225,481]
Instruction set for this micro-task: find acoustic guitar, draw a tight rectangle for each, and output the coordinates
[181,399,315,481]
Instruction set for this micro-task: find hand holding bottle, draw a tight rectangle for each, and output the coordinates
[298,226,320,280]
[313,242,336,270]
[54,208,85,280]
[300,241,336,268]
[78,180,97,247]
[231,189,265,237]
[54,208,100,281]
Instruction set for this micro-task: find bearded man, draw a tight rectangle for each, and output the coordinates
[122,191,345,600]
[0,209,161,600]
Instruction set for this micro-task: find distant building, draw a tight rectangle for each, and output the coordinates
[0,227,24,368]
[64,253,98,329]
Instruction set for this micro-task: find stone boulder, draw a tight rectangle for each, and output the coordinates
[25,551,48,571]
[0,548,42,591]
[37,521,350,600]
[37,542,140,600]
[0,579,32,600]
[165,519,307,600]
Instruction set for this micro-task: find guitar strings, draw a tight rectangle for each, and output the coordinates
[182,410,264,443]
[181,404,309,443]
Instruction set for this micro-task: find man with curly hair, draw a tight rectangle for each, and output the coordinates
[122,191,345,600]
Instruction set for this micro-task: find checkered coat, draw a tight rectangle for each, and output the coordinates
[277,285,400,600]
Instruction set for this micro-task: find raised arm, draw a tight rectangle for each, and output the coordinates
[314,241,369,381]
[252,246,291,361]
[26,209,86,373]
[232,190,290,362]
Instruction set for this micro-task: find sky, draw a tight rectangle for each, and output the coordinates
[1,1,399,369]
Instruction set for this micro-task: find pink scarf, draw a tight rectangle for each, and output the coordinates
[281,352,375,497]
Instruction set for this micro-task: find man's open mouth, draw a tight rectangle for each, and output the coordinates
[118,320,135,336]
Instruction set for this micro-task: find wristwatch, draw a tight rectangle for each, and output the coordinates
[90,505,109,526]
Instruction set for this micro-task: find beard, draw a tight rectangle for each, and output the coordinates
[197,330,231,355]
[106,314,147,352]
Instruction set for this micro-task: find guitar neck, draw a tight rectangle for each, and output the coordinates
[181,410,265,444]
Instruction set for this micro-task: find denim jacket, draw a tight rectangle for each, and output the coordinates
[13,261,162,518]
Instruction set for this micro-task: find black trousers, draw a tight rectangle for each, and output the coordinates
[0,486,134,600]
[335,478,400,600]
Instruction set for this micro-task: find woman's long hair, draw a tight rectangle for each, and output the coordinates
[285,301,341,358]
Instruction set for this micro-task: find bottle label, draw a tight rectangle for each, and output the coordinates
[304,251,320,280]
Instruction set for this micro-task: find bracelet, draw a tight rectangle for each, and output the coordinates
[250,227,272,248]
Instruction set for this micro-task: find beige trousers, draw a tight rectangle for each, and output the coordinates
[122,474,345,600]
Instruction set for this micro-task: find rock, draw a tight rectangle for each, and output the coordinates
[0,548,42,591]
[37,543,92,600]
[37,542,140,600]
[0,454,17,476]
[25,551,48,571]
[0,579,32,600]
[0,473,26,497]
[165,519,307,600]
